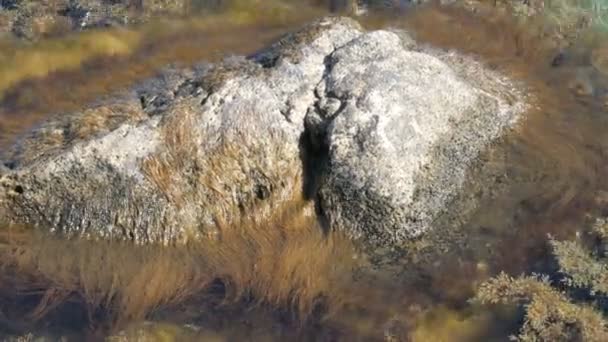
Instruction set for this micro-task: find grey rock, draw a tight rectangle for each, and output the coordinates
[314,31,527,247]
[0,16,527,250]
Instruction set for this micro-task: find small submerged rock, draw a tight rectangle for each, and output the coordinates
[591,45,608,77]
[550,44,608,107]
[0,16,527,251]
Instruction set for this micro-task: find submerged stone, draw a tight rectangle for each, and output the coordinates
[0,16,527,249]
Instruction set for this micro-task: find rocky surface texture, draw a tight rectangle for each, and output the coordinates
[0,0,192,40]
[315,33,526,246]
[0,16,527,248]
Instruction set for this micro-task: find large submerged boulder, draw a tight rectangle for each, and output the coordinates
[0,16,527,248]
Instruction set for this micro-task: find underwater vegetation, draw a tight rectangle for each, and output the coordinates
[476,217,608,341]
[543,0,608,32]
[0,199,360,335]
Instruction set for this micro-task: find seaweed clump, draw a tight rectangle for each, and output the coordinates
[475,217,608,341]
[0,197,359,336]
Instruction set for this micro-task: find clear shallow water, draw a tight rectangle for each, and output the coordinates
[1,2,608,341]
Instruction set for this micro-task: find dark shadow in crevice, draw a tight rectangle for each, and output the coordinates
[299,107,332,235]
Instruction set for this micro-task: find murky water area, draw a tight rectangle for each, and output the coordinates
[1,2,608,341]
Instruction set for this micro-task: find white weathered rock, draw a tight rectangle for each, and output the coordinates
[314,31,527,247]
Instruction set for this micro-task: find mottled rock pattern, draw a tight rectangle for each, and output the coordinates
[0,16,527,249]
[313,32,526,246]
